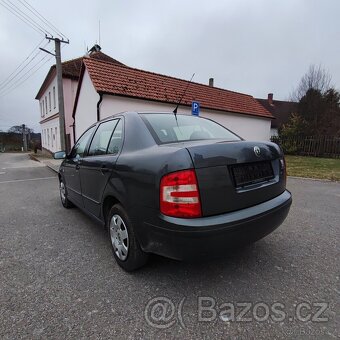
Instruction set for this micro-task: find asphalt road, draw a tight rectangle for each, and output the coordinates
[0,153,339,339]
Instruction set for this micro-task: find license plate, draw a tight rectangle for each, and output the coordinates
[231,161,274,187]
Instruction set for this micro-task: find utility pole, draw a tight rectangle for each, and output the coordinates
[40,36,69,151]
[22,124,27,152]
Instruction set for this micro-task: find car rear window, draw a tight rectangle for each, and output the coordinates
[140,113,241,144]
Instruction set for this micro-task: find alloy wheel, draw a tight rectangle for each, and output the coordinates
[110,214,129,261]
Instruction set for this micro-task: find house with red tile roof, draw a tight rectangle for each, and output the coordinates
[256,93,298,136]
[35,45,124,153]
[73,58,273,141]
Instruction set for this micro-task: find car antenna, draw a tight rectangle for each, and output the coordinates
[173,73,195,119]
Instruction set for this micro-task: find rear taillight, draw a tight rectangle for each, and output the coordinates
[160,169,202,218]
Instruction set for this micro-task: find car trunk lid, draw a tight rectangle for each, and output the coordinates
[182,140,285,216]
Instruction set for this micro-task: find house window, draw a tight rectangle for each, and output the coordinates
[49,92,51,111]
[45,96,47,114]
[40,102,43,117]
[51,128,53,147]
[42,99,45,115]
[47,130,50,146]
[53,86,56,109]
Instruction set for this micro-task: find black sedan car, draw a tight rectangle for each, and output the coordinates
[55,112,292,271]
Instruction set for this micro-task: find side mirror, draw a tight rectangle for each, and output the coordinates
[53,151,66,159]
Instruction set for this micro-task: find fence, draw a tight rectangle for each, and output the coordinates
[271,135,340,158]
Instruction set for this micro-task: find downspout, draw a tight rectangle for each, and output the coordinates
[72,122,76,145]
[97,92,103,122]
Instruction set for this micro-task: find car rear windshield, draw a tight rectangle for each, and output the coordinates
[140,113,241,144]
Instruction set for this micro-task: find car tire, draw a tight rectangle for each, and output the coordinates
[107,204,149,271]
[59,178,73,209]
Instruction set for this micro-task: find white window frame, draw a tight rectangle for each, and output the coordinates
[53,86,56,109]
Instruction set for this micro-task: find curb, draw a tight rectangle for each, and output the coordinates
[45,164,59,174]
[28,153,39,162]
[28,153,59,174]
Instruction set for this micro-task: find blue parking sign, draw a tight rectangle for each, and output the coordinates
[192,101,200,116]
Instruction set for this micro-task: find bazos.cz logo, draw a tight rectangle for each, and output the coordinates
[198,297,329,323]
[144,296,329,329]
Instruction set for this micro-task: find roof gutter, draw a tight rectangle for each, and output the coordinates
[97,92,103,122]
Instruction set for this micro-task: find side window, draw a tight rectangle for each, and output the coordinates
[107,119,123,155]
[70,126,95,159]
[88,120,118,156]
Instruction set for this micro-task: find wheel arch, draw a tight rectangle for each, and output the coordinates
[102,195,122,227]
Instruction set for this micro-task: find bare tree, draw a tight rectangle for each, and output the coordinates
[7,125,23,134]
[291,64,332,101]
[7,125,34,134]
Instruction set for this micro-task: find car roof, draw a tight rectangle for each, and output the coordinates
[97,111,195,123]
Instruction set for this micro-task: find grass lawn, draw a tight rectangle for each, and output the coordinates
[285,155,340,181]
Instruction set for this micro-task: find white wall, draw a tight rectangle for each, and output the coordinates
[63,78,78,146]
[74,70,271,141]
[100,95,271,141]
[41,116,60,153]
[270,127,279,137]
[74,69,99,139]
[38,74,78,152]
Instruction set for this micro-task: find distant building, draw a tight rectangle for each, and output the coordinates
[35,45,124,153]
[257,93,297,136]
[73,58,273,141]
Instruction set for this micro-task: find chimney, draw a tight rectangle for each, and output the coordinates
[209,78,214,87]
[268,93,273,105]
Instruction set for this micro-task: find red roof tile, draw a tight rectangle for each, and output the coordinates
[35,51,124,99]
[61,51,125,79]
[83,58,273,118]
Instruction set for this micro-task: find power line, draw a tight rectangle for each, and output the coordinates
[0,37,45,87]
[0,0,49,35]
[3,0,52,35]
[0,43,66,98]
[0,0,43,34]
[0,51,43,90]
[0,40,50,91]
[1,0,68,40]
[0,53,54,97]
[0,53,53,96]
[16,0,68,40]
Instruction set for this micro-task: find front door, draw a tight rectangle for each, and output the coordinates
[63,125,96,207]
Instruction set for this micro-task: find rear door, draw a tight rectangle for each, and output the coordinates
[80,119,124,217]
[63,126,96,207]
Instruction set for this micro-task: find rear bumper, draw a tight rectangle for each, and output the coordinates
[139,190,292,261]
